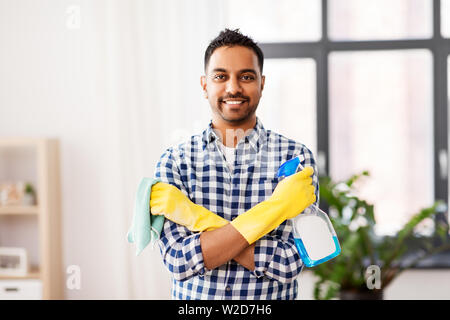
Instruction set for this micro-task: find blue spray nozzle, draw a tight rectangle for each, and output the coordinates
[276,156,301,179]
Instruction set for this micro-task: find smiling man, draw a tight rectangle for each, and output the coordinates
[152,29,319,300]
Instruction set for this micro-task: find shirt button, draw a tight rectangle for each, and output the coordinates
[226,286,231,292]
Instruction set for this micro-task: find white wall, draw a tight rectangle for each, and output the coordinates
[0,0,130,299]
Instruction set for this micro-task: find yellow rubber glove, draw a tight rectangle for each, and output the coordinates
[150,182,229,232]
[230,166,316,244]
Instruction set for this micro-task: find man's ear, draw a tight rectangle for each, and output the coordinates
[200,75,208,98]
[261,75,265,91]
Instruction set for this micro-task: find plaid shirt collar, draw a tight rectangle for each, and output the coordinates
[202,116,267,152]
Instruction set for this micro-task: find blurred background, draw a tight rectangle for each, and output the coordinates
[0,0,449,299]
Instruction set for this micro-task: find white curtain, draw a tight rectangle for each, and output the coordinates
[98,0,227,299]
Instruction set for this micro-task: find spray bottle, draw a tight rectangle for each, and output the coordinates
[277,156,341,267]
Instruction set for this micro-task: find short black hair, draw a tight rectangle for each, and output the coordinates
[204,28,264,74]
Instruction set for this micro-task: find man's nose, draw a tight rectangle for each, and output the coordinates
[225,77,243,94]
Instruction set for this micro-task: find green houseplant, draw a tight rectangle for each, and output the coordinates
[23,182,36,205]
[312,171,450,300]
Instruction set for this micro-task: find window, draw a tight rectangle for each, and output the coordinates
[259,1,450,240]
[443,0,450,38]
[258,59,317,155]
[328,0,432,40]
[329,50,434,235]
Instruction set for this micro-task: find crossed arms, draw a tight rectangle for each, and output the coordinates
[152,149,318,282]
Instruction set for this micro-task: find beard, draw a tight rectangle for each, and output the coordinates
[214,94,260,124]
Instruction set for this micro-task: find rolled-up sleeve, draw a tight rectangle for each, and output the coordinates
[252,221,303,283]
[153,148,207,281]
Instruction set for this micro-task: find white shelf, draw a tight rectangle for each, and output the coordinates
[0,266,40,280]
[0,205,39,215]
[0,138,63,299]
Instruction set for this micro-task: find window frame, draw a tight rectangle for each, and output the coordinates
[259,0,450,267]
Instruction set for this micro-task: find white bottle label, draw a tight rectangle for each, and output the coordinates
[294,215,336,261]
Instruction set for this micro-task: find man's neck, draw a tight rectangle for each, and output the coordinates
[212,116,256,148]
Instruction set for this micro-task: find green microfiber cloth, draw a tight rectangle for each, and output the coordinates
[127,177,164,256]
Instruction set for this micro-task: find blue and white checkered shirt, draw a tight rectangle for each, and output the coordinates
[154,117,319,300]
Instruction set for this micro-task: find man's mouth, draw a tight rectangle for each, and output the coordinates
[221,99,247,106]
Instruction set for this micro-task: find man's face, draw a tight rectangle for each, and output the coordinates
[201,46,265,125]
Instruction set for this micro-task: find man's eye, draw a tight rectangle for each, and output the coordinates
[214,74,226,80]
[242,75,255,81]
